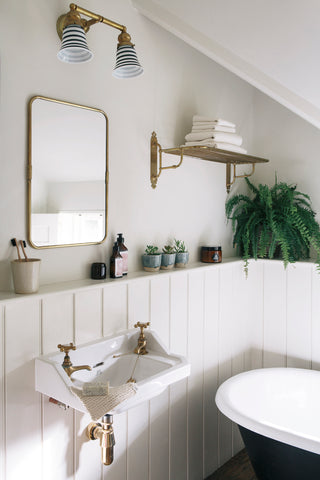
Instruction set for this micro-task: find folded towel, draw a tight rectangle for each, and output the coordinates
[71,383,136,421]
[185,131,243,145]
[193,116,236,128]
[183,141,247,154]
[192,125,236,133]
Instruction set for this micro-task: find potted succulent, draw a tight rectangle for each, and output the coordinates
[174,239,189,268]
[142,245,162,272]
[161,245,176,270]
[225,177,320,275]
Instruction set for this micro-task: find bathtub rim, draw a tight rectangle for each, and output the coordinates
[215,367,320,456]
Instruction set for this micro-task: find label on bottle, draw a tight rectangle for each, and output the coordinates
[120,251,128,274]
[114,257,123,277]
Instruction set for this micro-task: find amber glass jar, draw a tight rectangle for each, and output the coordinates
[201,246,222,263]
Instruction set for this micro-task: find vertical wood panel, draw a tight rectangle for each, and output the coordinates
[127,279,150,480]
[150,276,170,480]
[128,279,149,328]
[0,306,4,480]
[229,263,246,456]
[42,293,74,480]
[103,284,128,480]
[218,265,233,465]
[74,289,103,480]
[5,300,42,480]
[188,270,204,479]
[311,266,320,369]
[244,261,264,370]
[263,262,287,368]
[203,269,219,477]
[75,289,102,345]
[169,273,188,480]
[103,283,128,336]
[287,264,312,368]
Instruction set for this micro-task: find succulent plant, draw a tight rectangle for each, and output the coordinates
[174,239,187,253]
[144,245,160,255]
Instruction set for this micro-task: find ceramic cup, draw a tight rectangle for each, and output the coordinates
[11,259,41,294]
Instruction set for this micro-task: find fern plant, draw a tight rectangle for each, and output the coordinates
[225,177,320,275]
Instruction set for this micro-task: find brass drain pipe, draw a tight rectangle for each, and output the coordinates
[87,414,115,465]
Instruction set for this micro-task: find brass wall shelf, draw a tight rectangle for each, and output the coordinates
[150,131,269,192]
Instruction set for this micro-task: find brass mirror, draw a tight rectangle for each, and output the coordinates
[28,96,108,248]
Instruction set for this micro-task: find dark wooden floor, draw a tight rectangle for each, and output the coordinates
[206,449,257,480]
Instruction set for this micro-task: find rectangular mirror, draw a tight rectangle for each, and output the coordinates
[28,96,108,248]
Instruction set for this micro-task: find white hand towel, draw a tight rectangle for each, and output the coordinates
[192,125,236,133]
[183,141,247,154]
[185,131,243,145]
[193,116,236,128]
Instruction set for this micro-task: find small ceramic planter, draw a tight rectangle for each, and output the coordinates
[142,254,162,272]
[175,252,189,268]
[161,253,176,270]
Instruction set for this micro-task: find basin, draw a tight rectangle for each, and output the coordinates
[35,329,190,415]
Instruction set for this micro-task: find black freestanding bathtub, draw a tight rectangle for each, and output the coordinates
[215,368,320,480]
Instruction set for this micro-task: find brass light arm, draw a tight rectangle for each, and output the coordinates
[70,4,126,32]
[57,4,133,46]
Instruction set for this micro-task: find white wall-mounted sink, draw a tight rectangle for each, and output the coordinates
[35,329,190,415]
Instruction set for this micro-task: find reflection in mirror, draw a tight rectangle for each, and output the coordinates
[28,96,108,248]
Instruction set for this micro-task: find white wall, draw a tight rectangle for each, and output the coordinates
[252,91,320,217]
[0,0,256,291]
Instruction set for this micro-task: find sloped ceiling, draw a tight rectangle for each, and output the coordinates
[132,0,320,129]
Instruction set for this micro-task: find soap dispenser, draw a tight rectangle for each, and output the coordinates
[117,233,128,275]
[110,242,123,278]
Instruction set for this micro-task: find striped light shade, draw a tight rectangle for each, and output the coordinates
[113,45,143,79]
[57,24,93,63]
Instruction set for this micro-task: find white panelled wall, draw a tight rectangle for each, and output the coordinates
[1,259,320,480]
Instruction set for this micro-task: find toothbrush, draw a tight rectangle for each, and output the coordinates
[10,238,21,261]
[20,240,29,261]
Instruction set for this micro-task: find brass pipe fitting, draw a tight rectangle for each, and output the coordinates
[87,414,116,465]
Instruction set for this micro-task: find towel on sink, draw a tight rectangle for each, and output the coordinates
[71,383,136,420]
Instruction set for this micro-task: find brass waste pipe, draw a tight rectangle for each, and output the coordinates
[87,414,116,465]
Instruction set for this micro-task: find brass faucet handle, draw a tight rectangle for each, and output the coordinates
[57,343,76,355]
[134,322,150,335]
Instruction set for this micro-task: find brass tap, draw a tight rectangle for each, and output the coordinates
[87,414,116,465]
[134,322,150,355]
[57,343,92,378]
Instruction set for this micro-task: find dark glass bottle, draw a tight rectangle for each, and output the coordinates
[117,233,128,275]
[110,242,123,278]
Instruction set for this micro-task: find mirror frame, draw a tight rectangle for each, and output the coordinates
[27,95,109,249]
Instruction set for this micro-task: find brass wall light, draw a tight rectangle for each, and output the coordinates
[57,3,143,78]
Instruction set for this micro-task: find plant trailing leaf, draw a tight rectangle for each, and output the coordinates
[145,245,160,255]
[225,177,320,275]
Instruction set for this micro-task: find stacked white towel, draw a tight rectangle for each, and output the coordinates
[182,115,247,154]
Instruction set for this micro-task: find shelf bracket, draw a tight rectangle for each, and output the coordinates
[150,132,184,188]
[226,163,256,193]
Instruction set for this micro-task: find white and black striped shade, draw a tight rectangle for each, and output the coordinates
[57,24,93,63]
[113,45,143,79]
